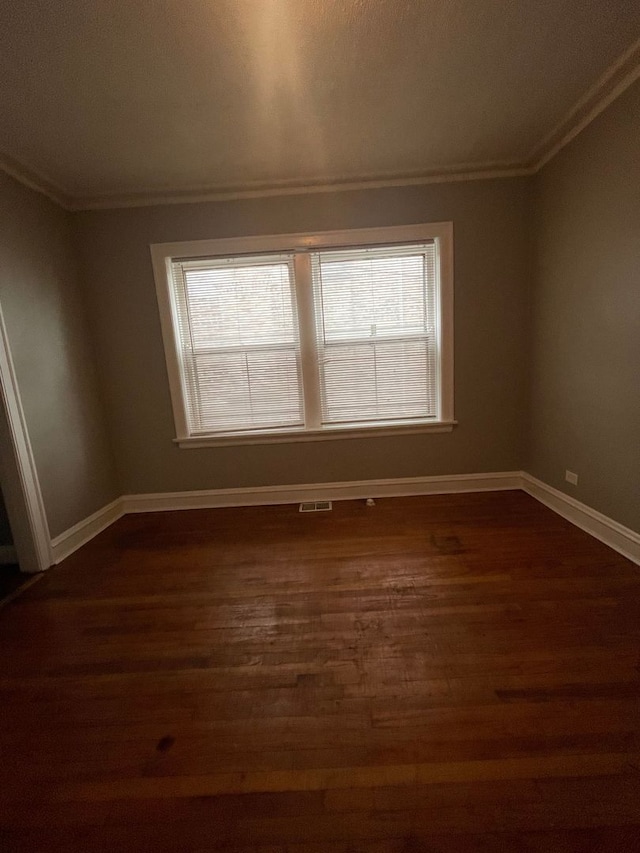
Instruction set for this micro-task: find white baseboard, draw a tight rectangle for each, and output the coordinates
[521,473,640,565]
[50,498,124,564]
[50,472,520,564]
[121,471,523,514]
[48,471,639,568]
[0,545,18,565]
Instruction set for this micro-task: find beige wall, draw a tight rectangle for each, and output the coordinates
[2,80,636,536]
[0,171,118,538]
[0,75,636,542]
[529,80,640,533]
[74,178,532,495]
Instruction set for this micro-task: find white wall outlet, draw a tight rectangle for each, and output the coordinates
[565,470,578,485]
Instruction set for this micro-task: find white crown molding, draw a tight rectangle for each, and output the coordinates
[521,473,640,565]
[1,38,638,211]
[0,152,71,210]
[48,472,639,567]
[70,165,531,211]
[529,35,640,170]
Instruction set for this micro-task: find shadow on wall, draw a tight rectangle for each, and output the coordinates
[0,492,12,546]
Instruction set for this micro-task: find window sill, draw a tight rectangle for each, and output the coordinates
[174,420,457,448]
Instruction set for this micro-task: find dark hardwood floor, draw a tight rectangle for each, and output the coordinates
[1,490,639,851]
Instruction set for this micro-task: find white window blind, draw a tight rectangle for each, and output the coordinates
[310,243,438,426]
[171,254,303,434]
[155,224,453,444]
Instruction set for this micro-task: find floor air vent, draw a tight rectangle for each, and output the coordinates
[299,500,332,513]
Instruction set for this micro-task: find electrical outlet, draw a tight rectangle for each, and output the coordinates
[565,470,578,485]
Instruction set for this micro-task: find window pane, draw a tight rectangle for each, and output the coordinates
[192,348,302,432]
[319,254,427,342]
[184,262,297,349]
[173,255,304,433]
[321,339,436,423]
[312,243,438,425]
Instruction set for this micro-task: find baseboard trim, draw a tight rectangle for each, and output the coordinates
[50,498,124,564]
[48,471,639,568]
[0,545,18,565]
[50,472,520,563]
[521,473,640,565]
[121,471,523,514]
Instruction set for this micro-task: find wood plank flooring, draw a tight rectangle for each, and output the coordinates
[1,490,639,851]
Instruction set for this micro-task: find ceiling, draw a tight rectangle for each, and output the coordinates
[1,1,639,208]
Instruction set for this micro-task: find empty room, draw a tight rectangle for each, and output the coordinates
[0,1,639,850]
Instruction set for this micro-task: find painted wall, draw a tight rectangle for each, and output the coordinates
[529,80,640,533]
[0,171,118,538]
[74,177,531,495]
[0,79,636,542]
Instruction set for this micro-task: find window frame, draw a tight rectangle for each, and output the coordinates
[151,223,455,447]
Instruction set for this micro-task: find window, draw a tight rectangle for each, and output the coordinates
[171,254,303,434]
[152,224,454,446]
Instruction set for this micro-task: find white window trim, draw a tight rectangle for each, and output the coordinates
[151,223,455,448]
